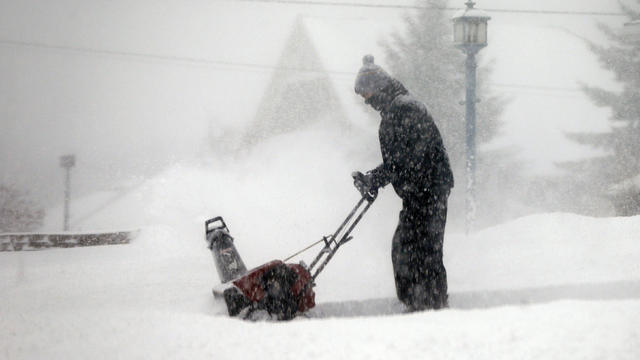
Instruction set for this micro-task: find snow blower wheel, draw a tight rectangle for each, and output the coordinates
[223,287,250,317]
[261,264,300,320]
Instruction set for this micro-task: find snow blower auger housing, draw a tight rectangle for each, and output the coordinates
[206,193,376,320]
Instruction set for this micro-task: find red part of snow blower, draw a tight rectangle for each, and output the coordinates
[206,193,376,320]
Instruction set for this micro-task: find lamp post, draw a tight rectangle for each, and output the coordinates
[452,1,490,234]
[59,154,75,231]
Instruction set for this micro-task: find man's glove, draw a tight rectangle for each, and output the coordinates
[351,171,378,199]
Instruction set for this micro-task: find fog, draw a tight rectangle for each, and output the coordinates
[0,0,630,231]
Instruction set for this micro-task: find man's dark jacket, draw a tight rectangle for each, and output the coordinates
[367,79,454,198]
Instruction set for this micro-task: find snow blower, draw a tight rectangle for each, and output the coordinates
[205,192,376,320]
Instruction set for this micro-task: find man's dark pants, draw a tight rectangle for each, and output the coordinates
[391,185,450,310]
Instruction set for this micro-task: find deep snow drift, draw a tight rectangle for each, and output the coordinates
[3,134,640,359]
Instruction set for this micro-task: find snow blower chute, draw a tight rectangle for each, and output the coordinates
[205,193,376,320]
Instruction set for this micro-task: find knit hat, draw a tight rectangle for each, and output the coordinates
[354,55,393,96]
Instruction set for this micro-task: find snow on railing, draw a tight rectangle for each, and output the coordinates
[0,230,138,251]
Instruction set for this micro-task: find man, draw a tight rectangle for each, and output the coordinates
[352,55,454,311]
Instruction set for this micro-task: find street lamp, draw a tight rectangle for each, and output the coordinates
[59,154,75,231]
[452,1,490,233]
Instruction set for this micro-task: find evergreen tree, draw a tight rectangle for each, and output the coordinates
[380,0,515,228]
[564,0,640,214]
[0,184,44,232]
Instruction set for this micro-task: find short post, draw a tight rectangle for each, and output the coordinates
[59,155,76,231]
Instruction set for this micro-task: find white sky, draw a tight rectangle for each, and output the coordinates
[0,0,632,205]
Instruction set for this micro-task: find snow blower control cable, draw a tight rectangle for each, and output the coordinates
[281,194,376,280]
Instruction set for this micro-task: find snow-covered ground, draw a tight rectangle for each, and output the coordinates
[3,136,640,359]
[2,212,639,359]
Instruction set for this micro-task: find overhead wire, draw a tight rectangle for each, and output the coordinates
[1,0,612,95]
[228,0,628,17]
[0,38,353,76]
[0,38,586,94]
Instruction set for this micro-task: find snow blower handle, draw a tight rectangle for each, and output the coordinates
[307,194,376,280]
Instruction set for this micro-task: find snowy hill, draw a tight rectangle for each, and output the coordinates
[4,146,640,359]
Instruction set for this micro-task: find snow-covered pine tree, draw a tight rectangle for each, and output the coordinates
[0,184,44,233]
[563,1,640,215]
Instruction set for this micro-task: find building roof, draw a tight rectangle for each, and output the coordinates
[241,15,397,146]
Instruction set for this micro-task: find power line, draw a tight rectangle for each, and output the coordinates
[0,38,353,76]
[230,0,627,17]
[490,82,581,92]
[0,38,588,95]
[232,0,442,10]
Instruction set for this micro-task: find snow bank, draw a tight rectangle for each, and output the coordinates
[447,213,640,292]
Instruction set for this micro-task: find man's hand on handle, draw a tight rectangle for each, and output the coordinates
[351,171,378,200]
